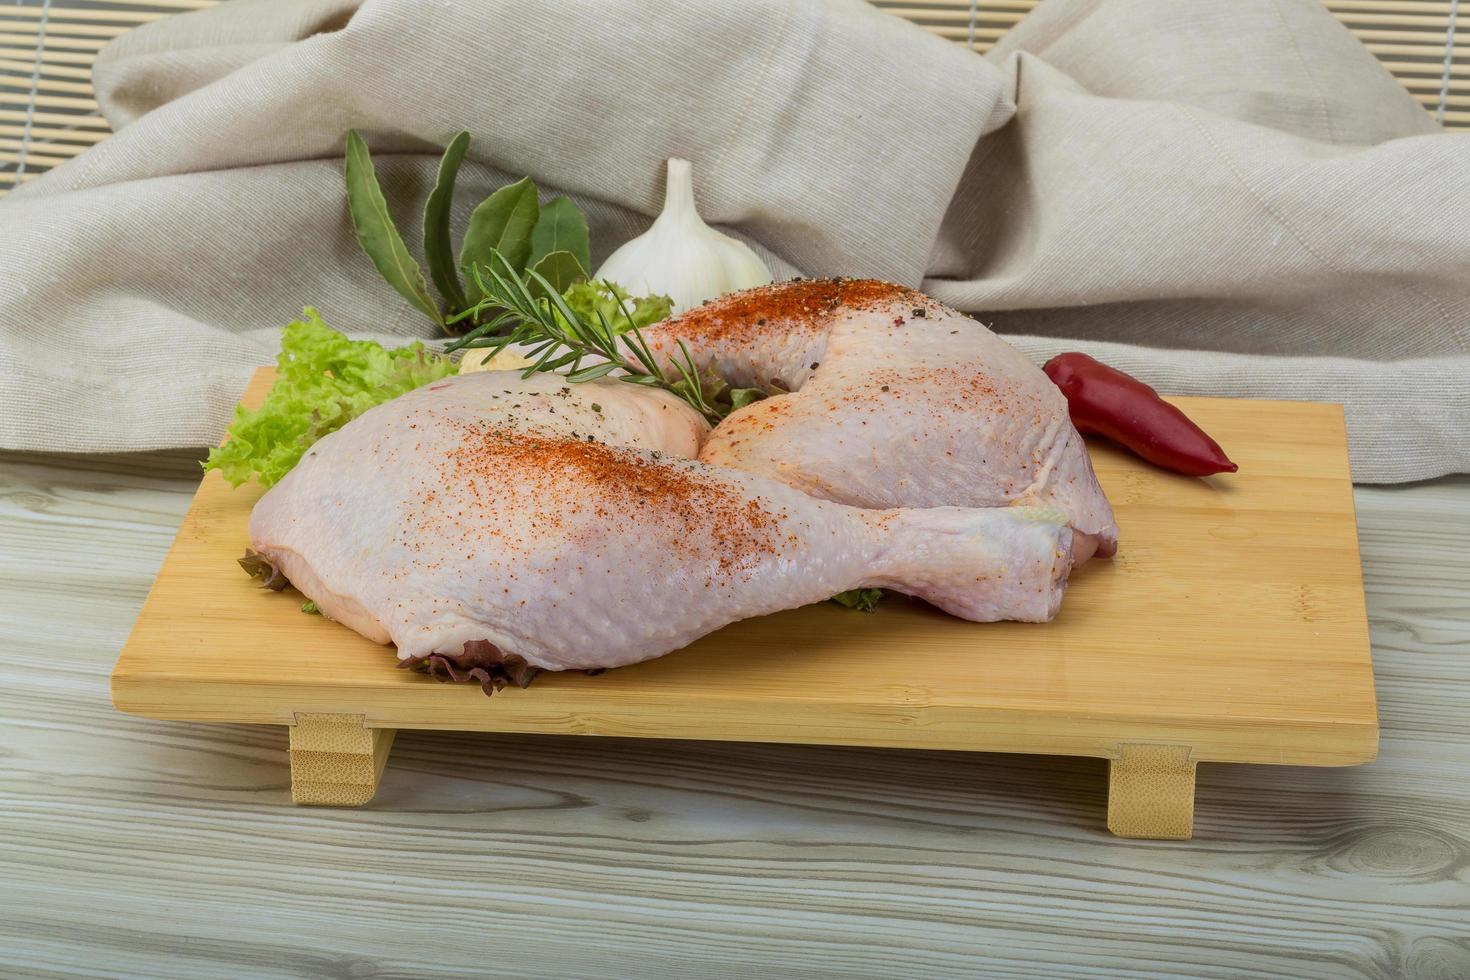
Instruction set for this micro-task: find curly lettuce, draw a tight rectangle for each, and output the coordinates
[560,279,672,333]
[829,588,886,612]
[204,308,454,488]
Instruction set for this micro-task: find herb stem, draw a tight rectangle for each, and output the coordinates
[446,251,724,424]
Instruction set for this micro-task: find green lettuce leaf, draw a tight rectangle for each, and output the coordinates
[203,308,454,488]
[560,279,672,334]
[829,588,886,612]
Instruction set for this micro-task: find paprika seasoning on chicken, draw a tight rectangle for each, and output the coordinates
[1043,353,1237,477]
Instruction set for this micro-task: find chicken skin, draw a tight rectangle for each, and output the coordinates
[639,279,1118,562]
[247,372,1075,684]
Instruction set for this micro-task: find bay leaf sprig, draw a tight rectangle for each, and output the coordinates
[529,196,592,274]
[344,130,442,325]
[344,129,592,334]
[422,130,471,314]
[460,176,540,302]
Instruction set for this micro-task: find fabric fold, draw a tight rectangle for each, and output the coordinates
[1,0,1466,482]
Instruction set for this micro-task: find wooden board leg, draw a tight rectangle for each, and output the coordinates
[288,712,395,807]
[1107,743,1196,840]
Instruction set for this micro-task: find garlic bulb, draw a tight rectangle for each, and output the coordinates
[595,158,771,313]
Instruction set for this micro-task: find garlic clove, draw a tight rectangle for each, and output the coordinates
[459,346,535,374]
[596,158,771,313]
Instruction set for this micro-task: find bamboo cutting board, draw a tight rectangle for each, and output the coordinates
[112,368,1377,839]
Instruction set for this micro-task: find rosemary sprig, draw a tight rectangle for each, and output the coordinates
[445,250,727,423]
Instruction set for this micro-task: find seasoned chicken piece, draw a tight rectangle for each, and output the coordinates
[639,279,1119,561]
[248,372,1074,684]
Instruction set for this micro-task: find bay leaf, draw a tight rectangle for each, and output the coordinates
[343,129,440,326]
[529,249,588,298]
[422,130,471,314]
[460,176,539,299]
[528,196,591,274]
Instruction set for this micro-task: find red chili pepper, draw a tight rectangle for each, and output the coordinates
[1043,353,1237,477]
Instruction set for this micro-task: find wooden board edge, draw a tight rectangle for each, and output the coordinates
[109,670,1380,768]
[1329,402,1382,742]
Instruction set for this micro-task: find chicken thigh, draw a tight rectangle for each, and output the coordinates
[639,279,1119,561]
[248,372,1075,686]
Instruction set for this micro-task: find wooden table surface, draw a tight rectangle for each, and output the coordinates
[3,447,1468,979]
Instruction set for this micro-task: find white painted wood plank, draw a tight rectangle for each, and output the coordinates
[0,449,1467,978]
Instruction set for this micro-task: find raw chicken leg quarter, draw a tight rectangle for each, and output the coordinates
[248,279,1116,690]
[249,368,1081,690]
[640,278,1118,562]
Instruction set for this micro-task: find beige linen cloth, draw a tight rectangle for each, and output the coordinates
[1,0,1466,482]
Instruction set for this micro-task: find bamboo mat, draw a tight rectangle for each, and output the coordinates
[0,0,1464,196]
